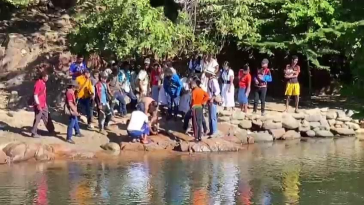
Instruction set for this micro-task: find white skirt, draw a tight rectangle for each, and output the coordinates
[158,86,168,105]
[221,84,235,107]
[179,93,191,113]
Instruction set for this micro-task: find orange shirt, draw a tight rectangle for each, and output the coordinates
[238,71,251,88]
[191,87,209,107]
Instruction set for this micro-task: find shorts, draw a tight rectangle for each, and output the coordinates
[127,123,150,139]
[238,88,248,104]
[285,83,300,96]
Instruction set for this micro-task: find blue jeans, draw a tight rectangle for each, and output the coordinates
[78,98,92,124]
[124,90,137,109]
[114,91,127,116]
[151,85,159,102]
[208,103,218,135]
[67,116,80,140]
[168,96,179,117]
[238,88,248,105]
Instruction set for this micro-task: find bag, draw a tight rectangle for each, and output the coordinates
[214,94,222,104]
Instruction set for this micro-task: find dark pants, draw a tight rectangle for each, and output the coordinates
[114,91,127,116]
[183,109,207,133]
[124,90,137,109]
[168,96,179,118]
[98,104,112,130]
[191,106,204,140]
[31,106,55,135]
[67,116,80,140]
[78,98,92,125]
[136,101,146,113]
[253,87,267,113]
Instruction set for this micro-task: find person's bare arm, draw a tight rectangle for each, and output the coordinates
[68,101,79,116]
[246,81,251,97]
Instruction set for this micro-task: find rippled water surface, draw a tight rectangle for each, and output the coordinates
[1,138,364,205]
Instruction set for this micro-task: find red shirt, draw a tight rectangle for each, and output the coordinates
[34,79,47,108]
[238,71,251,88]
[151,70,160,86]
[66,89,76,105]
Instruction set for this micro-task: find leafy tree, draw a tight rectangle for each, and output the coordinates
[68,0,194,59]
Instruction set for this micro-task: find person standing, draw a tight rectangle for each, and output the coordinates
[150,63,161,102]
[238,65,251,112]
[119,62,137,109]
[253,59,272,116]
[137,58,151,98]
[109,67,127,117]
[220,61,235,110]
[69,55,87,80]
[179,76,191,117]
[205,67,220,136]
[284,55,300,113]
[76,70,94,129]
[190,79,209,141]
[200,54,218,92]
[163,62,182,120]
[95,72,113,134]
[188,52,203,74]
[31,72,55,138]
[66,81,84,144]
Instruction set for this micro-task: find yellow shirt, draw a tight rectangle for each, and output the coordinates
[76,75,94,99]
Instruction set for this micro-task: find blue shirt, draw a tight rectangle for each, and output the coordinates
[69,62,88,80]
[100,83,107,104]
[163,74,182,97]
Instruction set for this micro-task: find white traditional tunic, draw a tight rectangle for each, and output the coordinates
[221,69,235,108]
[179,77,191,114]
[158,74,168,106]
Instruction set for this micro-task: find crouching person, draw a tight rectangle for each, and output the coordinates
[127,110,150,144]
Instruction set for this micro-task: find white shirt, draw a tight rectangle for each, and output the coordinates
[221,69,234,83]
[202,59,218,73]
[137,70,149,92]
[127,111,149,131]
[208,78,220,97]
[200,73,209,92]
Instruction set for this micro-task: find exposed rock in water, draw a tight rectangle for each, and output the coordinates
[331,128,356,136]
[252,132,274,142]
[269,128,286,139]
[281,130,300,140]
[306,130,316,137]
[100,142,121,154]
[282,115,299,129]
[315,130,334,138]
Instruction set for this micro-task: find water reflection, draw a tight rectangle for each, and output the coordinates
[0,139,364,204]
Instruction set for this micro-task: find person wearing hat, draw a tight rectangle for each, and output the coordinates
[253,58,272,116]
[205,66,221,136]
[95,71,113,134]
[136,58,151,98]
[65,80,84,144]
[75,69,94,129]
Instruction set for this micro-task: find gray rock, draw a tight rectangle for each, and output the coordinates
[328,120,336,126]
[282,116,299,129]
[352,119,360,124]
[231,120,241,125]
[231,112,245,120]
[331,128,356,136]
[326,111,337,120]
[100,142,121,152]
[299,125,310,132]
[346,110,355,117]
[219,116,230,122]
[320,107,329,112]
[309,122,321,129]
[252,119,263,128]
[345,122,360,130]
[269,128,286,139]
[239,120,252,129]
[263,120,282,130]
[252,132,274,142]
[219,110,231,117]
[306,130,316,137]
[337,117,352,122]
[319,125,329,131]
[301,120,310,127]
[335,124,342,128]
[320,118,329,127]
[305,114,321,122]
[313,127,321,132]
[341,124,349,129]
[282,130,301,140]
[315,130,334,138]
[335,121,343,125]
[291,112,306,120]
[337,110,346,118]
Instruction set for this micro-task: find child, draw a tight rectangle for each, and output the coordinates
[238,65,251,113]
[190,79,209,141]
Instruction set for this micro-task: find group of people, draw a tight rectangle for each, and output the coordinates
[30,53,301,143]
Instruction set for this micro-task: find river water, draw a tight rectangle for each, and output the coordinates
[1,138,364,205]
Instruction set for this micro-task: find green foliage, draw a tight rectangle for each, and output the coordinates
[68,0,194,59]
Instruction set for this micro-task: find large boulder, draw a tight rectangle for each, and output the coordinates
[101,142,121,153]
[309,122,321,129]
[345,122,360,130]
[331,128,356,136]
[282,115,299,129]
[305,114,321,122]
[281,130,301,140]
[328,120,336,126]
[231,112,245,120]
[336,117,352,122]
[337,110,346,118]
[252,119,263,128]
[252,132,274,142]
[239,120,252,129]
[291,112,306,120]
[326,110,337,120]
[191,143,211,152]
[269,128,286,139]
[263,120,282,130]
[219,110,231,117]
[299,120,310,132]
[315,130,334,138]
[306,130,316,137]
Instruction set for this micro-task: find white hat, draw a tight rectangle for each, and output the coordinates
[144,58,151,64]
